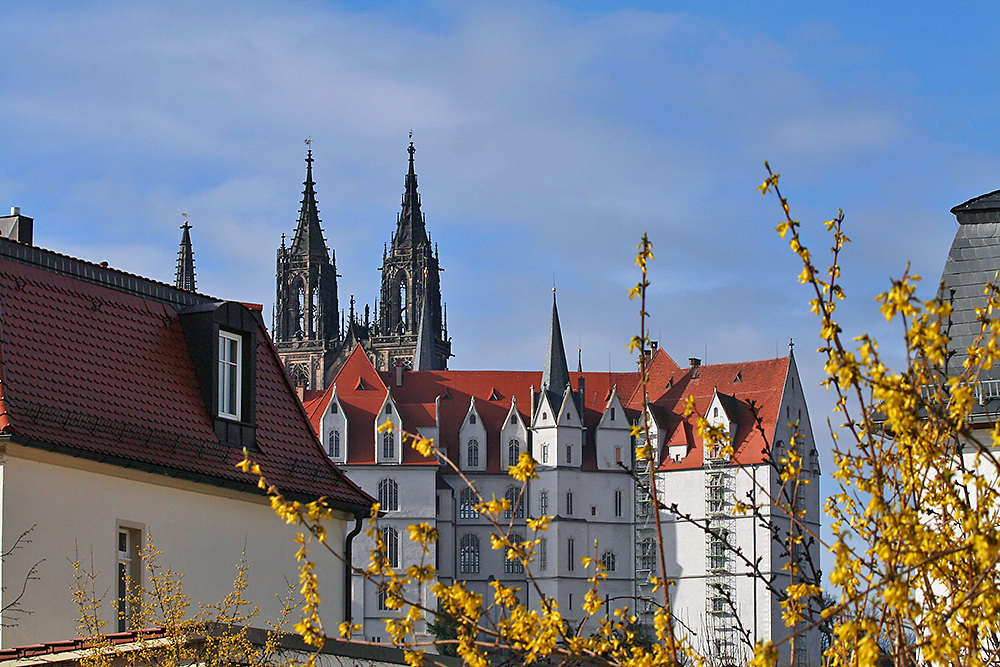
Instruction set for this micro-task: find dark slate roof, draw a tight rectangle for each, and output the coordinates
[940,190,1000,382]
[0,237,371,511]
[290,150,331,259]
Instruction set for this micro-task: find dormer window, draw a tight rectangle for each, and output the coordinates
[713,406,719,418]
[470,414,476,424]
[218,331,242,421]
[383,431,395,459]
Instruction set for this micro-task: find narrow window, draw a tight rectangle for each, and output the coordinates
[460,534,480,574]
[569,593,573,609]
[566,492,574,515]
[615,446,622,464]
[591,505,596,516]
[329,430,341,458]
[383,431,395,459]
[117,527,140,632]
[539,490,549,516]
[566,444,572,464]
[539,538,548,570]
[460,488,479,519]
[614,489,623,517]
[510,414,517,424]
[467,439,480,468]
[470,413,476,424]
[542,444,549,463]
[218,331,242,420]
[382,527,399,568]
[331,402,338,414]
[378,478,399,512]
[505,533,525,574]
[610,407,615,421]
[508,438,520,467]
[385,403,392,415]
[713,406,719,418]
[377,584,389,611]
[602,551,617,572]
[504,486,523,519]
[567,538,575,571]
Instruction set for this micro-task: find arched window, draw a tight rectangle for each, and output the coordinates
[377,584,389,611]
[505,533,525,574]
[539,538,548,570]
[566,491,574,515]
[382,431,395,459]
[460,534,480,574]
[538,490,549,516]
[460,488,479,519]
[504,486,523,519]
[378,478,399,512]
[382,526,399,568]
[467,439,479,468]
[396,273,407,332]
[329,430,341,458]
[602,551,617,572]
[469,413,476,425]
[542,444,549,463]
[508,439,520,467]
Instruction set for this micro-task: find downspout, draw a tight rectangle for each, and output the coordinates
[344,511,365,626]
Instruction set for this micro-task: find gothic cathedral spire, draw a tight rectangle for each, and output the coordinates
[174,216,196,292]
[274,148,341,390]
[541,289,570,394]
[370,140,451,371]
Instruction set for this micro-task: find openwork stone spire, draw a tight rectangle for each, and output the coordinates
[174,216,196,292]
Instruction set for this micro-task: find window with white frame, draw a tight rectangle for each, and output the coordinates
[329,430,341,458]
[382,526,399,568]
[382,431,395,459]
[467,439,479,468]
[542,444,549,463]
[504,486,523,519]
[460,534,480,574]
[567,538,575,571]
[539,490,549,516]
[508,439,520,467]
[505,533,524,574]
[117,527,141,632]
[218,331,241,420]
[460,487,479,519]
[602,551,617,572]
[378,478,399,511]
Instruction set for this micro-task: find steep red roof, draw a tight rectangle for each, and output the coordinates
[0,240,371,511]
[627,349,790,470]
[328,349,638,471]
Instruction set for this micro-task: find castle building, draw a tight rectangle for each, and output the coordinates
[272,143,450,389]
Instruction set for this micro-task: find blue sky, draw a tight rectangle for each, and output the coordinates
[2,0,999,553]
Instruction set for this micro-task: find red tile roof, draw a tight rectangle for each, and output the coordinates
[627,349,790,470]
[0,241,371,511]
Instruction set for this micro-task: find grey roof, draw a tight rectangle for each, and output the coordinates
[393,142,429,250]
[940,190,1000,382]
[412,276,440,371]
[541,292,570,394]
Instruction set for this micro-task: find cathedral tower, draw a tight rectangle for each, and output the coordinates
[274,149,340,389]
[369,141,450,371]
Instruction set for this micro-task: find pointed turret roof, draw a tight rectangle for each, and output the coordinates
[541,290,570,394]
[174,218,196,291]
[412,270,439,371]
[394,141,429,249]
[290,150,331,259]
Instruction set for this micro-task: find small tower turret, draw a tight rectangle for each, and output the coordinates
[174,215,196,292]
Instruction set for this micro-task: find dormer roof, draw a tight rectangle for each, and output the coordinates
[0,238,371,510]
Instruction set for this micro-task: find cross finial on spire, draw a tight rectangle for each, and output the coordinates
[789,338,795,353]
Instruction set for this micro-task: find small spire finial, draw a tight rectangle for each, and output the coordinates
[788,338,795,353]
[180,212,191,231]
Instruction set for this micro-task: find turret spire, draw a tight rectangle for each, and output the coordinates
[174,215,196,291]
[394,139,428,249]
[541,289,570,394]
[290,148,330,259]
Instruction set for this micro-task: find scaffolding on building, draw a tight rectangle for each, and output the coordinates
[704,451,738,666]
[634,447,658,627]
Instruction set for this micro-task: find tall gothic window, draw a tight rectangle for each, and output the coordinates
[508,438,520,467]
[505,533,525,574]
[382,431,395,459]
[460,488,479,519]
[382,527,399,568]
[567,538,575,571]
[467,439,479,468]
[329,430,341,458]
[566,491,574,515]
[614,489,623,517]
[378,478,399,512]
[539,490,549,516]
[460,534,480,574]
[602,551,617,572]
[504,486,523,519]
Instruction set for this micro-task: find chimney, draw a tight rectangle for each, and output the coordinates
[689,357,701,369]
[0,207,33,245]
[395,360,404,387]
[296,382,306,402]
[650,340,658,352]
